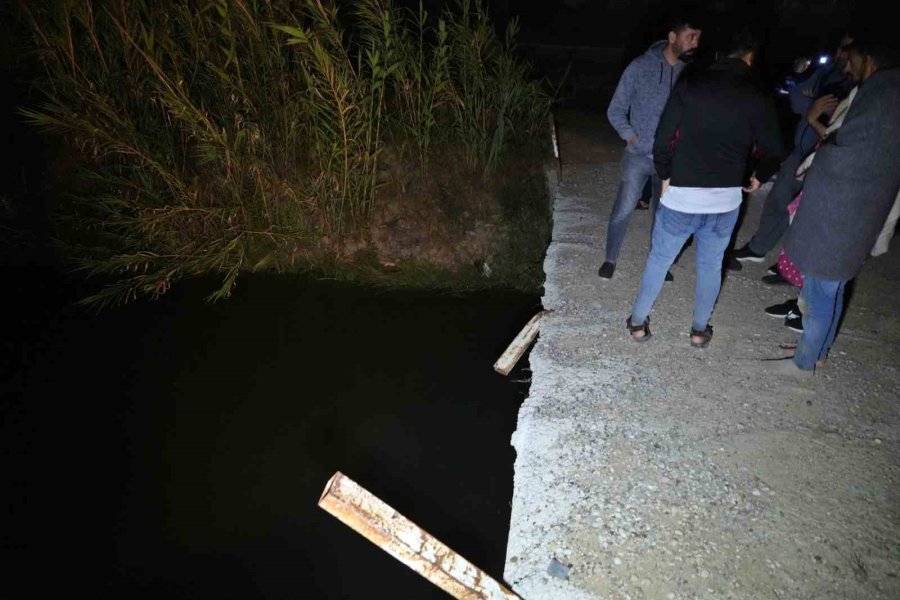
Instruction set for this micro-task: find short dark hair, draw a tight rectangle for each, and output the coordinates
[668,14,702,34]
[727,30,760,58]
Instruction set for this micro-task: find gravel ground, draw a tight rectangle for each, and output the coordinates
[503,111,900,600]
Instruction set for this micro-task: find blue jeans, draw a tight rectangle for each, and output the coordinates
[794,276,846,370]
[631,205,740,331]
[605,151,661,262]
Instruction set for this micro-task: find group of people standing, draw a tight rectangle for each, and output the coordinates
[600,15,900,376]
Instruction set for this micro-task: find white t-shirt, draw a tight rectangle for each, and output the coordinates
[661,186,742,214]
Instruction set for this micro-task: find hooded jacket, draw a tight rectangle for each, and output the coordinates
[653,58,784,187]
[607,40,685,157]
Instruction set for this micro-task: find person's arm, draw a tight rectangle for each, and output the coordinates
[788,65,824,115]
[751,97,786,183]
[607,63,638,144]
[805,94,839,139]
[653,78,687,181]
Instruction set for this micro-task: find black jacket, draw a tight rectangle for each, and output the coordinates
[653,58,784,187]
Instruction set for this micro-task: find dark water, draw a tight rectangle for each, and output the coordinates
[1,27,538,598]
[2,274,538,599]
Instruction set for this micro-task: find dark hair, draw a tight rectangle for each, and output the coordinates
[727,30,760,58]
[668,14,702,34]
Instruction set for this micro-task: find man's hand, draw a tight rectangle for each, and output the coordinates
[629,135,638,145]
[742,176,761,193]
[661,178,670,198]
[806,94,838,124]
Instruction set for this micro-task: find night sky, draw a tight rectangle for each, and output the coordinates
[438,0,884,71]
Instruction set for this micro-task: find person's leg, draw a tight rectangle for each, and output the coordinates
[605,152,654,263]
[692,208,740,331]
[630,205,696,325]
[636,179,651,210]
[793,276,846,370]
[746,150,804,255]
[649,171,662,230]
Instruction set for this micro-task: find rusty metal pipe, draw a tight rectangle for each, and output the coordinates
[318,472,522,600]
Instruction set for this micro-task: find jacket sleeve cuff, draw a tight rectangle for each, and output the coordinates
[654,162,671,180]
[755,158,781,183]
[618,127,637,143]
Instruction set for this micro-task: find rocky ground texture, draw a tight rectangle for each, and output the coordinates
[504,110,900,600]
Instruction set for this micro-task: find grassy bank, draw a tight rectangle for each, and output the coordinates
[12,0,552,305]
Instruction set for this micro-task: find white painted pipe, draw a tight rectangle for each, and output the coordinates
[319,472,521,600]
[494,311,549,376]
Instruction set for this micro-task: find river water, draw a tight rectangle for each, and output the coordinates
[3,273,538,599]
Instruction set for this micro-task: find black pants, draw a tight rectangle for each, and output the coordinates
[748,149,805,255]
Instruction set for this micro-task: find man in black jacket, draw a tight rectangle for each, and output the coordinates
[626,32,783,346]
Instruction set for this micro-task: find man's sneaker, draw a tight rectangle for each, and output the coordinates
[766,262,779,276]
[785,315,804,333]
[598,261,616,279]
[725,254,743,271]
[636,200,650,210]
[762,272,791,286]
[733,245,766,263]
[765,298,799,319]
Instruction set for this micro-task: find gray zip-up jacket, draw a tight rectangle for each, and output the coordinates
[607,40,686,157]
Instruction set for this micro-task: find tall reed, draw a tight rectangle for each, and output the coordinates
[18,0,549,306]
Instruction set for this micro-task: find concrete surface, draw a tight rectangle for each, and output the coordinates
[504,111,900,600]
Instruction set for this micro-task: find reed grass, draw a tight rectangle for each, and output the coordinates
[18,0,549,306]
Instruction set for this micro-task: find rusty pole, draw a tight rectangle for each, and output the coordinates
[318,472,522,600]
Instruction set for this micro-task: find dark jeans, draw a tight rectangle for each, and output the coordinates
[747,149,805,255]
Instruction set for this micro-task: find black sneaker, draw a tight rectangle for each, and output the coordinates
[785,315,804,333]
[766,262,779,276]
[665,271,674,282]
[762,272,790,286]
[598,261,616,279]
[733,245,766,263]
[725,254,743,271]
[765,298,799,319]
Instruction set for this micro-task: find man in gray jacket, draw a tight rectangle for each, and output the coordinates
[773,37,900,376]
[598,16,702,280]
